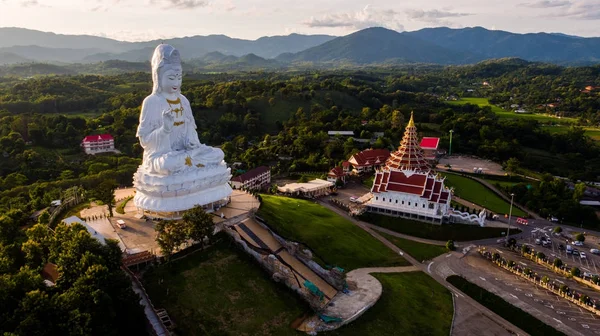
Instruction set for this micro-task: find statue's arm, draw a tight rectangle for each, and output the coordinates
[137,98,172,151]
[182,96,203,148]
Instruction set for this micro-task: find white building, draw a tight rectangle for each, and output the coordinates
[366,113,452,224]
[230,166,271,190]
[277,179,333,197]
[82,134,115,154]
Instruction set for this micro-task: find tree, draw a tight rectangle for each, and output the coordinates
[570,267,581,277]
[553,226,562,234]
[541,276,550,284]
[93,179,117,217]
[553,258,563,268]
[446,240,455,251]
[573,182,586,202]
[37,211,50,225]
[536,252,546,260]
[504,157,520,175]
[391,110,404,129]
[521,244,530,254]
[574,233,585,242]
[155,220,187,258]
[182,206,215,249]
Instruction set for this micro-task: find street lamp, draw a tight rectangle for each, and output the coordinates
[449,130,454,156]
[506,193,515,243]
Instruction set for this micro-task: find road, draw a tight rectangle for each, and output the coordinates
[319,200,528,336]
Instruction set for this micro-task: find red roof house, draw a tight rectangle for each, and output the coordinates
[348,149,391,173]
[81,134,115,154]
[230,166,271,190]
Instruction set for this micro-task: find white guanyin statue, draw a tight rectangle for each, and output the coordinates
[133,44,232,218]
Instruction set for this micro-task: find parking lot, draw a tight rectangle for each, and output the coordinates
[529,226,600,276]
[463,254,600,335]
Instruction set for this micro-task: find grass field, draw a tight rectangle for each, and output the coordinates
[442,173,527,217]
[361,213,520,241]
[379,232,449,261]
[541,125,600,140]
[448,98,578,124]
[447,275,565,336]
[143,237,308,336]
[257,195,409,270]
[331,272,453,336]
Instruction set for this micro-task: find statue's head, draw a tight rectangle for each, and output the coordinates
[151,44,182,95]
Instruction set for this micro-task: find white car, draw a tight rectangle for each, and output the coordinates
[580,252,587,259]
[590,249,600,255]
[573,241,584,246]
[550,217,559,222]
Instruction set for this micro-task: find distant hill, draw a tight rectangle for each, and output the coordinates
[1,26,600,67]
[278,27,480,65]
[0,52,30,65]
[406,27,600,64]
[0,28,335,63]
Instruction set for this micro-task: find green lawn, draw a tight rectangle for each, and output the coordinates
[360,213,520,241]
[143,236,307,336]
[379,232,449,261]
[331,272,453,336]
[447,275,565,336]
[362,175,375,189]
[442,173,527,217]
[541,125,600,140]
[257,195,409,270]
[448,98,577,124]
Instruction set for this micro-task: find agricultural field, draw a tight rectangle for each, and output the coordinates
[447,98,578,124]
[541,125,600,140]
[257,195,409,270]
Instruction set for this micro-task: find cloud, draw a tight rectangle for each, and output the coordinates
[149,0,208,9]
[543,1,600,20]
[519,1,571,8]
[303,5,404,31]
[20,0,39,6]
[405,9,472,24]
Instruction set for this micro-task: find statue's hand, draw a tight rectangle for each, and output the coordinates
[162,109,174,132]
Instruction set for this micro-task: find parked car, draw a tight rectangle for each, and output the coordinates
[535,238,541,245]
[349,196,358,203]
[573,241,584,246]
[116,219,127,229]
[580,252,587,259]
[566,245,573,254]
[573,249,580,256]
[558,244,565,251]
[542,240,551,247]
[550,217,559,222]
[590,248,600,255]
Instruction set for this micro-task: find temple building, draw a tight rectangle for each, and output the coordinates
[365,113,452,224]
[82,134,115,154]
[347,149,390,174]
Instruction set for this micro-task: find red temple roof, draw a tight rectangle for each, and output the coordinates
[231,166,270,183]
[419,137,440,150]
[328,166,345,178]
[349,149,390,167]
[82,134,113,142]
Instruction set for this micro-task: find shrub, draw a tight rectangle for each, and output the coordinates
[570,267,581,277]
[553,258,562,268]
[553,226,562,234]
[536,252,546,260]
[574,233,585,242]
[446,240,456,251]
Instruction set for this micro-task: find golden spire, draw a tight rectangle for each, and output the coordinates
[407,111,415,128]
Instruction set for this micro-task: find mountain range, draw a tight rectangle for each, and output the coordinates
[1,26,599,67]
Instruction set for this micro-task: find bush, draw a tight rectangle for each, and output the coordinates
[446,240,456,251]
[570,267,581,277]
[536,252,546,260]
[574,233,585,242]
[553,258,563,268]
[553,226,562,234]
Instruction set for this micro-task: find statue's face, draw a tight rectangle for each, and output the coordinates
[161,67,182,95]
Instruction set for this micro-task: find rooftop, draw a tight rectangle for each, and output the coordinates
[82,134,113,142]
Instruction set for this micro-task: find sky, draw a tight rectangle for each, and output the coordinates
[1,0,600,41]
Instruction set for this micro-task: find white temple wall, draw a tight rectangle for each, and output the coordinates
[371,191,440,217]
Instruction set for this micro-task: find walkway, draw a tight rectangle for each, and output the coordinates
[319,200,529,336]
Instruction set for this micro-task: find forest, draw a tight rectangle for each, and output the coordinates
[0,60,599,333]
